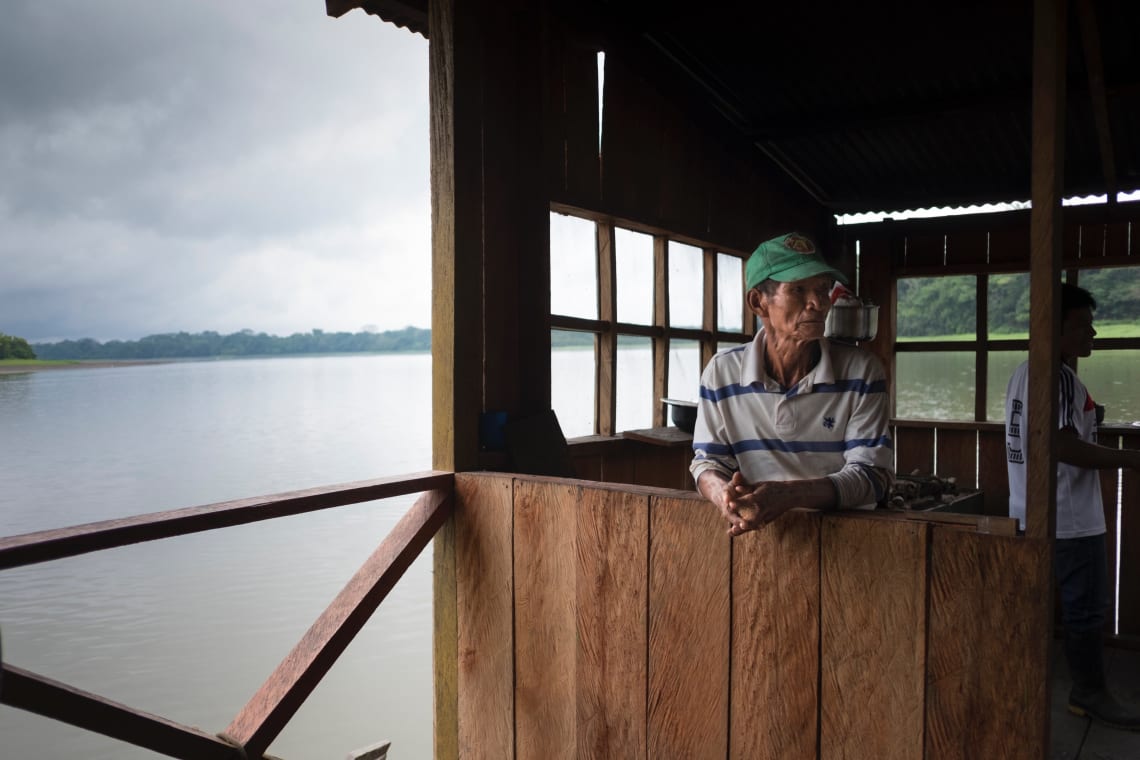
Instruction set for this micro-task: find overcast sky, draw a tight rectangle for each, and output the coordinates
[1,1,430,343]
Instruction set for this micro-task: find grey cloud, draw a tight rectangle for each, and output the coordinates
[1,1,431,342]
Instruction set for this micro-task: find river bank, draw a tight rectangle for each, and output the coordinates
[0,360,171,374]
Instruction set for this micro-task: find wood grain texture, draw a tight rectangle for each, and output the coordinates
[455,474,515,759]
[821,517,928,760]
[515,478,579,759]
[648,494,730,759]
[1,665,241,760]
[576,485,649,758]
[730,510,820,760]
[895,425,935,476]
[0,472,455,571]
[223,489,452,758]
[925,530,1050,760]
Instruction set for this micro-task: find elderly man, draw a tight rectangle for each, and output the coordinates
[690,232,893,534]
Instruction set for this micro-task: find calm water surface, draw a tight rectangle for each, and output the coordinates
[0,355,433,759]
[7,347,1137,758]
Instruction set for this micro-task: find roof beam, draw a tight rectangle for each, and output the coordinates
[1076,0,1118,204]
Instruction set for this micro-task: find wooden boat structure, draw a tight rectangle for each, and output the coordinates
[4,0,1140,757]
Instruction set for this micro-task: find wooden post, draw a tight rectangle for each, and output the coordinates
[1028,0,1066,755]
[430,2,548,757]
[1027,0,1065,541]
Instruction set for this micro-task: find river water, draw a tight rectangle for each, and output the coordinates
[4,347,1139,759]
[0,355,435,759]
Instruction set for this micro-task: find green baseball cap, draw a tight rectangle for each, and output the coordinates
[745,232,848,290]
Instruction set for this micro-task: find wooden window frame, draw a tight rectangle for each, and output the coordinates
[549,208,752,436]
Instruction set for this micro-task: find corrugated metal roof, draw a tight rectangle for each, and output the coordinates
[334,0,1140,216]
[624,0,1140,214]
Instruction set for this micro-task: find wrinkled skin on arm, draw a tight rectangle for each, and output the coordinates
[698,469,837,535]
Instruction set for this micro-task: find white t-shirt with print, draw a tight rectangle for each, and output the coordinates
[1005,360,1106,537]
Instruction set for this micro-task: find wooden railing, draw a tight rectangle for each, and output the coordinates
[0,471,455,760]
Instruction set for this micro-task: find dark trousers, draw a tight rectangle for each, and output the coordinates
[1056,533,1110,634]
[1056,534,1111,693]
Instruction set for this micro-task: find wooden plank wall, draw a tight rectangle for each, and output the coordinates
[542,21,831,255]
[453,472,1047,759]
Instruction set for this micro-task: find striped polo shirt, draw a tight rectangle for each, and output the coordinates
[689,329,894,508]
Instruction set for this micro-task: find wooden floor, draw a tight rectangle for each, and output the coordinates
[1051,642,1140,759]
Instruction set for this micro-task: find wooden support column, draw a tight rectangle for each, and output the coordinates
[1027,0,1065,541]
[431,2,548,757]
[1027,0,1066,755]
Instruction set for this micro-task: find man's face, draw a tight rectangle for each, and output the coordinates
[754,275,833,344]
[1060,305,1096,360]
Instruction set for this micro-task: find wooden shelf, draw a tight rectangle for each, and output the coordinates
[621,426,693,447]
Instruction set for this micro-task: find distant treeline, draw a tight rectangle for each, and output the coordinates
[898,268,1140,336]
[1,332,37,359]
[32,327,432,360]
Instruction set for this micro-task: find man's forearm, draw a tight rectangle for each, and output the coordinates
[697,469,731,508]
[1058,432,1140,471]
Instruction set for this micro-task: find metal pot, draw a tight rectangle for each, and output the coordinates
[825,303,879,342]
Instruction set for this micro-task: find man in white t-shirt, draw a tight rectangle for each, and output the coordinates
[1005,282,1140,729]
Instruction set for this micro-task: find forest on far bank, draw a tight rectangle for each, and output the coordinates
[13,268,1140,360]
[31,327,432,360]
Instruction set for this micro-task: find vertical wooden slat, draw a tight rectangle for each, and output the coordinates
[989,225,1031,266]
[455,474,515,759]
[976,276,989,422]
[858,237,896,415]
[1105,220,1130,257]
[649,495,730,758]
[905,233,946,268]
[977,429,1012,517]
[597,222,618,436]
[936,428,978,487]
[821,517,928,760]
[515,479,579,759]
[702,247,718,371]
[731,510,820,760]
[925,530,1050,759]
[1096,432,1120,634]
[1118,436,1140,635]
[895,426,935,476]
[652,236,670,427]
[600,55,663,221]
[563,36,602,207]
[576,485,649,758]
[947,230,989,267]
